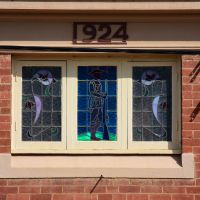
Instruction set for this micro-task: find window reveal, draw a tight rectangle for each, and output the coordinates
[78,66,117,141]
[22,67,62,141]
[132,67,172,141]
[13,59,180,153]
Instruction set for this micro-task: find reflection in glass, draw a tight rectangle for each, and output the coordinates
[22,67,61,141]
[132,67,172,141]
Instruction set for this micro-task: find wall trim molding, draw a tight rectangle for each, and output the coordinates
[0,2,200,14]
[1,46,200,55]
[0,153,194,178]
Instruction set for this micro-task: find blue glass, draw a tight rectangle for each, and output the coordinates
[78,66,117,141]
[97,127,104,133]
[108,127,117,141]
[78,111,87,126]
[107,97,116,111]
[108,127,116,134]
[78,127,88,135]
[132,67,172,142]
[100,81,106,92]
[78,96,88,110]
[78,81,88,95]
[107,67,117,80]
[107,112,116,126]
[78,67,89,80]
[107,81,117,95]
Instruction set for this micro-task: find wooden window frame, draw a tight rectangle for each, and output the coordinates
[11,57,181,154]
[66,60,125,150]
[12,60,67,152]
[126,61,181,153]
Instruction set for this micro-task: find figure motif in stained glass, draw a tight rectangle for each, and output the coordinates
[89,69,107,141]
[78,66,117,141]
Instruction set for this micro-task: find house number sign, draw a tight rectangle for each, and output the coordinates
[73,22,128,44]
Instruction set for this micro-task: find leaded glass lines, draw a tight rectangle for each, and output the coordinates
[78,66,117,141]
[132,67,172,141]
[22,67,62,141]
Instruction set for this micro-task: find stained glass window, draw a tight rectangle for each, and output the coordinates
[22,67,62,141]
[132,67,172,141]
[78,66,117,141]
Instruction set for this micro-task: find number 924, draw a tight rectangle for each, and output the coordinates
[73,22,128,44]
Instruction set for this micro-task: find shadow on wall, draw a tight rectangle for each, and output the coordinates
[0,22,200,42]
[190,102,200,122]
[189,61,200,122]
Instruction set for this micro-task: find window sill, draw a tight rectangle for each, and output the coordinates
[11,149,181,154]
[0,153,194,178]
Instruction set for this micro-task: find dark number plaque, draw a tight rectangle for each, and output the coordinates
[73,22,128,44]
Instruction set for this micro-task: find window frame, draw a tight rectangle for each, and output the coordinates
[12,57,181,154]
[126,61,181,153]
[66,60,126,150]
[12,60,67,152]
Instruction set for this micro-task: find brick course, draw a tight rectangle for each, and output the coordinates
[0,54,11,154]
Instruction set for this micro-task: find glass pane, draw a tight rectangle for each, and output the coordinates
[78,66,117,141]
[132,67,172,141]
[22,67,62,141]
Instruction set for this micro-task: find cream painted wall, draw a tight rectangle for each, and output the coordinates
[0,20,200,49]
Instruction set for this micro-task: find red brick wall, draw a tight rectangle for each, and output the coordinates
[0,54,11,154]
[1,54,200,200]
